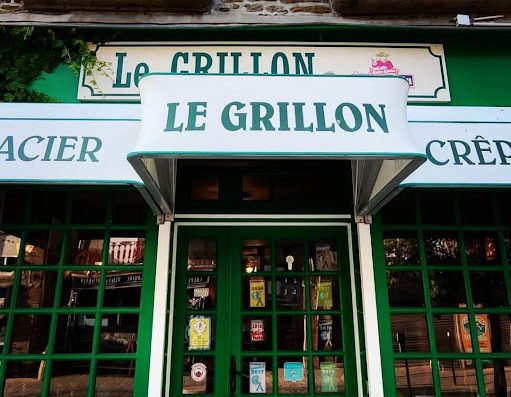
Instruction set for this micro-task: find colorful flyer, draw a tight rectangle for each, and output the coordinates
[188,316,211,350]
[283,362,304,383]
[250,278,266,308]
[317,280,333,309]
[319,318,333,349]
[249,362,266,393]
[250,320,265,342]
[320,362,338,392]
[454,309,491,353]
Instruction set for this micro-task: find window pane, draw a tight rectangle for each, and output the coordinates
[242,175,270,201]
[54,314,94,353]
[111,190,147,224]
[313,356,344,393]
[505,232,511,265]
[242,316,272,352]
[185,315,215,351]
[242,358,272,394]
[108,232,145,265]
[310,241,338,271]
[61,271,100,307]
[103,271,142,308]
[11,314,51,354]
[0,191,27,224]
[187,239,216,271]
[429,271,466,307]
[476,314,511,353]
[191,174,219,201]
[277,316,306,350]
[420,192,456,225]
[381,190,415,225]
[470,271,508,307]
[243,276,271,311]
[24,230,63,265]
[17,270,57,308]
[96,360,135,396]
[439,360,478,396]
[100,314,138,353]
[276,277,305,310]
[498,192,511,225]
[310,276,340,311]
[187,275,216,310]
[242,239,271,273]
[384,232,419,265]
[394,360,433,397]
[464,232,500,265]
[312,315,342,351]
[275,240,304,272]
[50,361,90,397]
[0,271,14,308]
[71,191,108,224]
[4,360,44,396]
[483,359,511,396]
[29,191,66,224]
[0,231,20,265]
[278,357,308,394]
[0,314,7,353]
[387,271,425,307]
[182,356,214,394]
[67,230,104,265]
[391,314,429,353]
[460,193,494,225]
[434,313,470,353]
[424,232,460,265]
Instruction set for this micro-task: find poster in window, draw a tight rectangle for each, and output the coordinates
[249,362,266,393]
[317,279,333,310]
[454,308,491,353]
[250,278,266,308]
[316,244,337,271]
[250,320,265,342]
[320,362,338,392]
[188,316,211,350]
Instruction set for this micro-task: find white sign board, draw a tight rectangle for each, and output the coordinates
[0,103,142,185]
[78,42,450,103]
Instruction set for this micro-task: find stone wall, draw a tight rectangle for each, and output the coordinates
[213,0,334,17]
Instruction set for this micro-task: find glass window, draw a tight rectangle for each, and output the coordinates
[275,240,304,272]
[187,239,216,271]
[242,175,270,201]
[394,360,434,397]
[242,239,271,273]
[424,232,460,265]
[384,231,419,266]
[277,357,308,394]
[391,314,429,352]
[387,271,425,307]
[191,173,219,201]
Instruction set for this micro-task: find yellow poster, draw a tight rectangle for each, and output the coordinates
[189,317,211,350]
[250,278,266,308]
[454,312,491,353]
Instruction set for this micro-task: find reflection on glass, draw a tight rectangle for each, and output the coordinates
[470,272,508,307]
[191,174,219,200]
[483,360,511,395]
[17,271,57,308]
[182,356,214,394]
[96,360,135,396]
[4,360,44,397]
[242,316,272,351]
[310,241,337,271]
[242,277,271,311]
[313,356,344,393]
[242,357,272,394]
[474,314,511,353]
[429,271,466,307]
[276,240,304,272]
[71,191,108,224]
[185,315,215,351]
[187,276,216,310]
[24,230,63,265]
[278,357,308,394]
[381,190,415,225]
[100,314,139,353]
[61,271,100,307]
[30,191,66,224]
[439,360,478,396]
[384,232,419,265]
[187,239,216,271]
[460,193,494,225]
[387,271,425,307]
[420,192,456,225]
[10,314,51,354]
[242,175,270,201]
[391,315,429,353]
[312,315,342,351]
[0,271,14,308]
[108,234,145,265]
[465,232,500,265]
[277,316,306,351]
[505,232,511,266]
[0,231,20,265]
[425,232,460,265]
[434,313,471,353]
[0,191,26,224]
[0,313,7,353]
[103,271,142,308]
[49,361,90,397]
[498,192,511,225]
[67,230,104,265]
[54,314,94,353]
[394,360,433,397]
[112,190,148,224]
[276,277,305,309]
[243,240,271,273]
[310,276,340,311]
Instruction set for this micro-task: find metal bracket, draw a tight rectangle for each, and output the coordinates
[354,214,372,224]
[156,214,174,224]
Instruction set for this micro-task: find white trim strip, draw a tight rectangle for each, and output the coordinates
[148,221,172,397]
[174,214,352,219]
[174,222,350,227]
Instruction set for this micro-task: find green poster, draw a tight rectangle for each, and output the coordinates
[320,362,337,392]
[318,280,333,309]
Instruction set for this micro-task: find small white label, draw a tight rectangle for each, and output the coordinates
[286,255,294,271]
[191,363,207,382]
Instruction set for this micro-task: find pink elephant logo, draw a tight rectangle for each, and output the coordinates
[369,51,399,75]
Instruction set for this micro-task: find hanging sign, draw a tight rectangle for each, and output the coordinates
[250,320,265,342]
[320,362,338,392]
[249,278,266,308]
[78,42,449,102]
[317,280,333,310]
[188,317,211,350]
[283,362,304,382]
[249,362,266,393]
[191,362,207,382]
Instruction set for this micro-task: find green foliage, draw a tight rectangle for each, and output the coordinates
[0,26,106,102]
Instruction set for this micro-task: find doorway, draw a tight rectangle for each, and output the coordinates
[169,224,357,396]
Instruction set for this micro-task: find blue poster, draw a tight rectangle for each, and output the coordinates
[283,362,304,383]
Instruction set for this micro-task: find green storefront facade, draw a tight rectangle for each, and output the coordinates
[1,23,511,397]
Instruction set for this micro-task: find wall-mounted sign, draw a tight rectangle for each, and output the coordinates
[188,316,211,350]
[78,42,450,102]
[249,362,266,393]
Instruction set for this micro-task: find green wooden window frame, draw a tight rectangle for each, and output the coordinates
[373,189,511,397]
[0,187,157,397]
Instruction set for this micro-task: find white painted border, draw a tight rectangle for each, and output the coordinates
[174,214,352,219]
[163,219,365,397]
